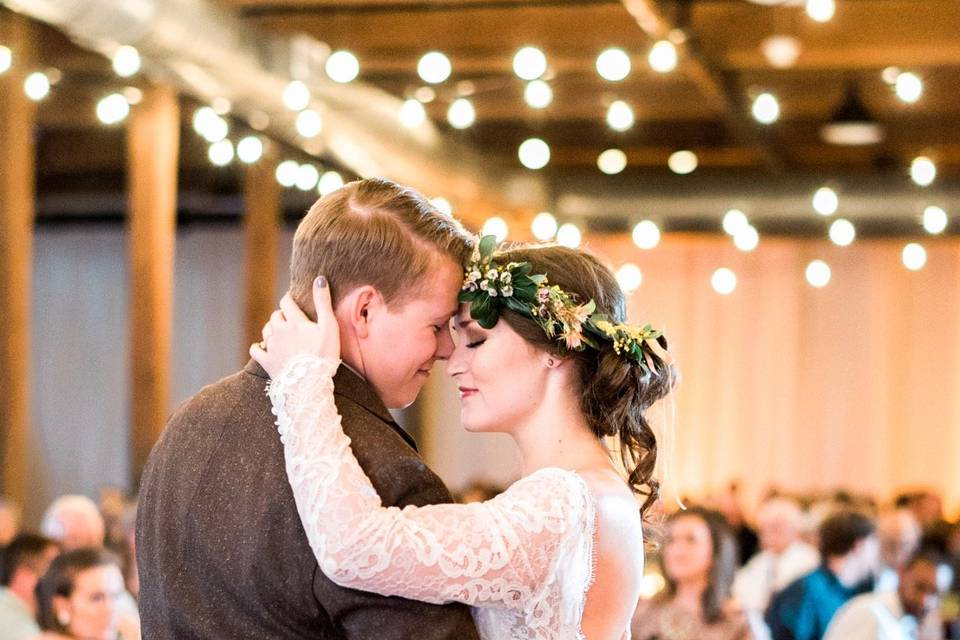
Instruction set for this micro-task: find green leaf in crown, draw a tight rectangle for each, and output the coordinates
[459,234,668,372]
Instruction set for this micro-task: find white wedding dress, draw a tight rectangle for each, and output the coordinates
[268,355,621,640]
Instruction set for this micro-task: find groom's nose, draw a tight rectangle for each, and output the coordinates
[434,326,455,360]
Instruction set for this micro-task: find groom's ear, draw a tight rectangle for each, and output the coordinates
[340,285,380,340]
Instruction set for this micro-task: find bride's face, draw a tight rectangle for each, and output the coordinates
[448,305,550,433]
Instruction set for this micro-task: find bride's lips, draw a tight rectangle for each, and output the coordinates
[458,387,478,399]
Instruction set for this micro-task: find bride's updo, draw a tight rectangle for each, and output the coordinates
[494,245,675,516]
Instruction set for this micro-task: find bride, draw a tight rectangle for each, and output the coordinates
[251,238,676,639]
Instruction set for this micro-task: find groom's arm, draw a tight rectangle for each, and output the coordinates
[311,401,480,640]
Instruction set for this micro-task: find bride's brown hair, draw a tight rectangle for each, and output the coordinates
[494,245,675,517]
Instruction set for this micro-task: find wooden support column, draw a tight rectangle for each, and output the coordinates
[127,85,179,483]
[243,154,281,350]
[0,12,36,507]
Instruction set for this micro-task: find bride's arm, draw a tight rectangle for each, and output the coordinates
[269,354,591,610]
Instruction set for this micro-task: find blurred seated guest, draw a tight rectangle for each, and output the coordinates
[36,547,139,640]
[734,497,820,613]
[765,510,879,640]
[824,548,951,640]
[41,496,105,550]
[0,533,60,639]
[912,492,944,532]
[0,496,22,546]
[876,509,923,592]
[714,482,759,567]
[632,507,752,640]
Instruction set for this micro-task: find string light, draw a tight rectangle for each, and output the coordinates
[733,225,759,252]
[910,156,936,187]
[95,93,130,125]
[668,150,698,174]
[805,0,835,22]
[399,99,427,128]
[296,164,320,191]
[902,243,927,270]
[24,71,50,101]
[282,80,310,111]
[752,92,780,124]
[513,46,547,80]
[597,149,627,175]
[712,268,737,295]
[325,50,360,83]
[829,218,856,246]
[236,136,264,164]
[723,209,749,235]
[111,45,140,78]
[531,212,558,240]
[812,187,839,216]
[0,46,11,74]
[922,206,948,234]
[632,220,661,250]
[447,98,476,129]
[418,51,452,84]
[648,40,678,73]
[596,48,631,82]
[518,138,550,170]
[895,72,922,103]
[556,223,582,248]
[296,109,323,138]
[430,197,452,215]
[208,139,234,167]
[275,160,299,187]
[805,260,831,287]
[482,216,509,242]
[606,100,634,131]
[615,263,643,293]
[318,170,345,196]
[524,80,553,109]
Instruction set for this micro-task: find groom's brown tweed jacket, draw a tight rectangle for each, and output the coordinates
[136,360,479,639]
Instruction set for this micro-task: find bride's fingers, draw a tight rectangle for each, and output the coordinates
[312,276,335,323]
[249,341,267,364]
[279,293,307,325]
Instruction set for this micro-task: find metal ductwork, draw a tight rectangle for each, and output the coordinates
[3,0,546,215]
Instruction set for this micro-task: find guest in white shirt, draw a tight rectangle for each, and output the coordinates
[0,533,60,640]
[824,548,951,640]
[733,497,820,613]
[875,509,923,593]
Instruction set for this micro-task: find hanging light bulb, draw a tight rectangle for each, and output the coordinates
[524,80,553,109]
[296,109,323,138]
[95,93,130,125]
[805,0,836,22]
[399,99,427,128]
[325,50,360,83]
[632,220,661,250]
[829,218,856,246]
[482,216,509,242]
[283,80,311,111]
[430,197,452,216]
[596,48,631,82]
[518,138,550,170]
[902,243,927,271]
[0,46,11,74]
[616,263,643,294]
[318,170,345,196]
[895,72,923,103]
[513,46,547,80]
[752,92,780,124]
[275,160,299,187]
[922,206,948,234]
[208,139,235,167]
[24,71,51,101]
[648,40,678,73]
[711,268,737,295]
[447,98,476,129]
[556,223,582,248]
[910,156,936,187]
[597,149,628,175]
[236,136,264,164]
[668,150,698,175]
[531,212,558,240]
[812,187,839,216]
[723,209,749,236]
[295,164,320,191]
[606,100,634,131]
[417,51,452,84]
[733,225,760,252]
[805,260,832,287]
[111,45,141,77]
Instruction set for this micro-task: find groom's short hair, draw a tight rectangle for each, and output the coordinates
[290,177,472,318]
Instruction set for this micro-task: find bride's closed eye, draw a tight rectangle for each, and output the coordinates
[466,339,486,349]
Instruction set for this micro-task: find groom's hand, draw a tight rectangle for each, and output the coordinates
[249,276,341,377]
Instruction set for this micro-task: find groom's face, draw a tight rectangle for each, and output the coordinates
[360,255,463,408]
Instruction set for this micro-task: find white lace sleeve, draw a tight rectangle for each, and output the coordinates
[268,355,594,612]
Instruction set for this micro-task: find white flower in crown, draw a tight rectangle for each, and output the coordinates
[501,285,514,297]
[500,271,512,284]
[485,269,498,281]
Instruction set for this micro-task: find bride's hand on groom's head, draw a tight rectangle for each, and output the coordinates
[249,276,341,378]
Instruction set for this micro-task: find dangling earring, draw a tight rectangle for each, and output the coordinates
[547,358,556,367]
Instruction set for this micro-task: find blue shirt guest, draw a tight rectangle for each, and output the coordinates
[765,510,879,640]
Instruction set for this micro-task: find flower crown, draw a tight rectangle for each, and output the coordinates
[458,235,665,375]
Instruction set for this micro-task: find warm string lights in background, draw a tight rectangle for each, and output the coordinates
[0,17,951,295]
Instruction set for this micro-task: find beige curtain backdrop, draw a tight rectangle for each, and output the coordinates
[422,234,960,517]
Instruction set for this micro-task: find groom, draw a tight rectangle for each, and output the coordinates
[136,178,480,639]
